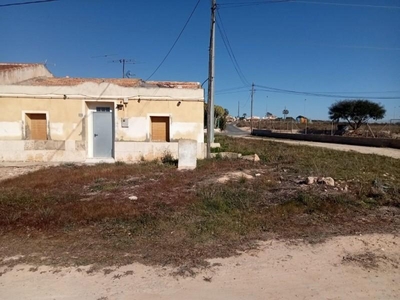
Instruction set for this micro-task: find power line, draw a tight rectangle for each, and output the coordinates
[216,8,250,86]
[216,85,248,93]
[145,0,201,80]
[0,0,57,7]
[255,84,400,100]
[218,0,291,9]
[293,1,400,10]
[215,89,249,95]
[218,0,400,10]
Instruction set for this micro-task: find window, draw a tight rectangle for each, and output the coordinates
[26,113,47,140]
[96,107,111,112]
[151,116,170,142]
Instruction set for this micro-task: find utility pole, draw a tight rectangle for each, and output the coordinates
[238,101,240,119]
[206,0,216,158]
[250,83,255,133]
[111,58,135,78]
[304,99,307,135]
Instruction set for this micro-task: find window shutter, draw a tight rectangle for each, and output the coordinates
[151,117,169,142]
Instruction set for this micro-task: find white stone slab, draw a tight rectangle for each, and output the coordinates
[178,139,197,170]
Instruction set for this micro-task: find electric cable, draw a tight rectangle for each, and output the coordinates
[146,0,201,80]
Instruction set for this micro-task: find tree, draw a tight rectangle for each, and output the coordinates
[328,99,385,130]
[204,104,229,130]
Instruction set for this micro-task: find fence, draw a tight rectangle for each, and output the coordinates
[239,119,400,139]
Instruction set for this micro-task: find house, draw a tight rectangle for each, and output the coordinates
[296,115,309,124]
[263,112,277,120]
[0,63,205,162]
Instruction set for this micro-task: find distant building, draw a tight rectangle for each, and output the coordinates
[263,112,277,120]
[246,116,260,121]
[296,115,309,124]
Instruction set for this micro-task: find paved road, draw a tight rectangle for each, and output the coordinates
[223,124,400,159]
[224,124,250,136]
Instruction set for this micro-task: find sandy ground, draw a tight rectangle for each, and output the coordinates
[0,162,60,182]
[1,234,399,300]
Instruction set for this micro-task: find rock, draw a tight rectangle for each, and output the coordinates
[306,177,316,185]
[128,196,138,201]
[344,185,348,192]
[323,177,335,187]
[210,152,241,159]
[217,171,254,183]
[255,173,261,177]
[241,154,260,162]
[319,177,335,187]
[210,143,221,149]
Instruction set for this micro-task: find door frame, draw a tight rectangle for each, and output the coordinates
[86,102,115,158]
[147,113,172,142]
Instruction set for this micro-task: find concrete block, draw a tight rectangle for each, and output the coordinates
[178,139,197,170]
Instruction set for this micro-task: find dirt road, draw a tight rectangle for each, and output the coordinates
[256,137,400,159]
[1,234,399,300]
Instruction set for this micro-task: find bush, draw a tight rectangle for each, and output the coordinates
[161,151,178,166]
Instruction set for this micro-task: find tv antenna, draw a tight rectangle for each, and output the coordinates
[91,54,117,59]
[110,58,136,78]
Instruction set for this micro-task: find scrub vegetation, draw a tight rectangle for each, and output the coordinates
[0,136,399,271]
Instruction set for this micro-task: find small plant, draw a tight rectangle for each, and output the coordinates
[161,151,178,165]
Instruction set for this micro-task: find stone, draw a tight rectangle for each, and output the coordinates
[178,139,197,170]
[210,143,221,149]
[255,173,261,177]
[216,171,254,183]
[129,196,138,201]
[321,177,335,187]
[306,177,316,185]
[210,152,241,159]
[241,154,260,162]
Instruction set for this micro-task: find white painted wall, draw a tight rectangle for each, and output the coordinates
[170,122,204,143]
[115,141,204,162]
[50,122,64,137]
[0,64,53,85]
[0,141,86,162]
[0,121,22,139]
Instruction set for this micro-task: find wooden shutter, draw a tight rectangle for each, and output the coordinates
[29,114,47,140]
[151,117,169,142]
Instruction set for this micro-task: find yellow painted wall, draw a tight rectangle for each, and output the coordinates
[116,100,203,121]
[0,97,84,140]
[0,97,204,142]
[115,99,204,142]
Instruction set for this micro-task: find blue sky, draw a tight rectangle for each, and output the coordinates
[1,0,400,120]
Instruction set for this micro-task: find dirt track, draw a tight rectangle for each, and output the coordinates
[1,234,399,299]
[226,126,400,159]
[256,137,400,159]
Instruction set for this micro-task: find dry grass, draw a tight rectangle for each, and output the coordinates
[0,136,399,270]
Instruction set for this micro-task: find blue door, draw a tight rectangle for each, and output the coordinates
[93,111,113,158]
